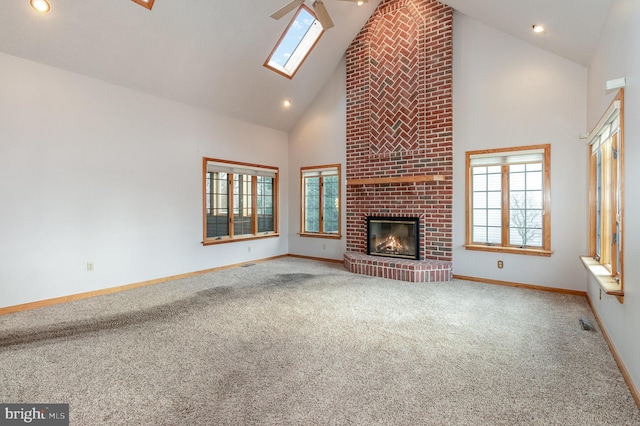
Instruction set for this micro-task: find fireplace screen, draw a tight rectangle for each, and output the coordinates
[367,217,420,260]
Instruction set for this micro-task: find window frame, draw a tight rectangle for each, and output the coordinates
[202,158,279,245]
[465,144,553,257]
[581,89,624,298]
[300,164,342,239]
[264,4,325,79]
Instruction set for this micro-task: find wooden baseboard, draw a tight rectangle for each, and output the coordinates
[452,274,587,297]
[287,253,344,264]
[0,255,288,317]
[586,294,640,410]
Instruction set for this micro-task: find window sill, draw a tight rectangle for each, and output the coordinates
[579,256,623,298]
[202,233,279,246]
[299,233,342,240]
[464,244,553,257]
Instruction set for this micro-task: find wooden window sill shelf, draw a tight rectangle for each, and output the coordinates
[464,244,553,257]
[580,256,623,298]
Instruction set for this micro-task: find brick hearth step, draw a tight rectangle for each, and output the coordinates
[343,252,452,283]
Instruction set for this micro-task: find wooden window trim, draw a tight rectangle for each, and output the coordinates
[264,4,325,79]
[202,157,279,245]
[465,144,552,256]
[582,89,624,299]
[300,164,342,239]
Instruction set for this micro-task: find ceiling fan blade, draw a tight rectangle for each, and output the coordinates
[270,0,305,20]
[313,0,334,29]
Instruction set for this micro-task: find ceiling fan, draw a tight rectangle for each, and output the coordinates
[270,0,368,30]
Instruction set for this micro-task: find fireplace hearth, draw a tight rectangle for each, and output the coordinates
[367,217,419,260]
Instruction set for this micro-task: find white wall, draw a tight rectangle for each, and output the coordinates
[288,57,347,261]
[585,0,640,396]
[452,13,589,291]
[0,52,289,308]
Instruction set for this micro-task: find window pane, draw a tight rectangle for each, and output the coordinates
[206,172,229,238]
[510,226,542,247]
[257,176,274,233]
[473,192,486,208]
[487,209,501,227]
[487,227,502,244]
[473,226,487,243]
[322,175,339,233]
[509,172,525,191]
[471,164,502,245]
[529,212,542,228]
[473,209,487,226]
[527,163,542,172]
[487,173,501,190]
[510,228,524,246]
[595,150,602,257]
[304,177,320,232]
[600,139,612,265]
[473,173,487,191]
[528,191,542,209]
[508,162,544,248]
[526,171,543,190]
[529,229,542,246]
[233,175,252,236]
[510,191,526,208]
[487,192,501,209]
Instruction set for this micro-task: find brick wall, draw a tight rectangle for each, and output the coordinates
[345,0,453,262]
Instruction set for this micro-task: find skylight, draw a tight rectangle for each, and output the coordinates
[264,5,325,79]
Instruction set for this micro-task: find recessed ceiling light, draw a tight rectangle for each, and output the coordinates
[532,25,546,34]
[283,99,292,108]
[30,0,50,13]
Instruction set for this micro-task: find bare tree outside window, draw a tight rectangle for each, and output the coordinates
[509,192,543,247]
[509,163,543,248]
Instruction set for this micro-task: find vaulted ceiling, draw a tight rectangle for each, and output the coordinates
[0,0,611,132]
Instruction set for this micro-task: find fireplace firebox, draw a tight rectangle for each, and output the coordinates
[367,217,420,260]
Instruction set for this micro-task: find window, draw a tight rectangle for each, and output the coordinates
[300,164,341,238]
[465,145,552,256]
[581,90,624,297]
[264,5,325,79]
[203,158,278,244]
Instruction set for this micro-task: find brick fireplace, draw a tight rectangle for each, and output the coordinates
[343,0,453,282]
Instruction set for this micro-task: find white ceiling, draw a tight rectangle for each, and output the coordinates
[439,0,611,67]
[0,0,611,132]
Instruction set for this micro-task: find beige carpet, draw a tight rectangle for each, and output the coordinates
[1,257,639,425]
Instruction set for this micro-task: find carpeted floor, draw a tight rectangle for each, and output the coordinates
[1,257,639,425]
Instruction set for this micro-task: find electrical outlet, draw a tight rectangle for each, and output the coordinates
[322,244,326,250]
[87,262,94,272]
[497,260,504,269]
[247,246,251,252]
